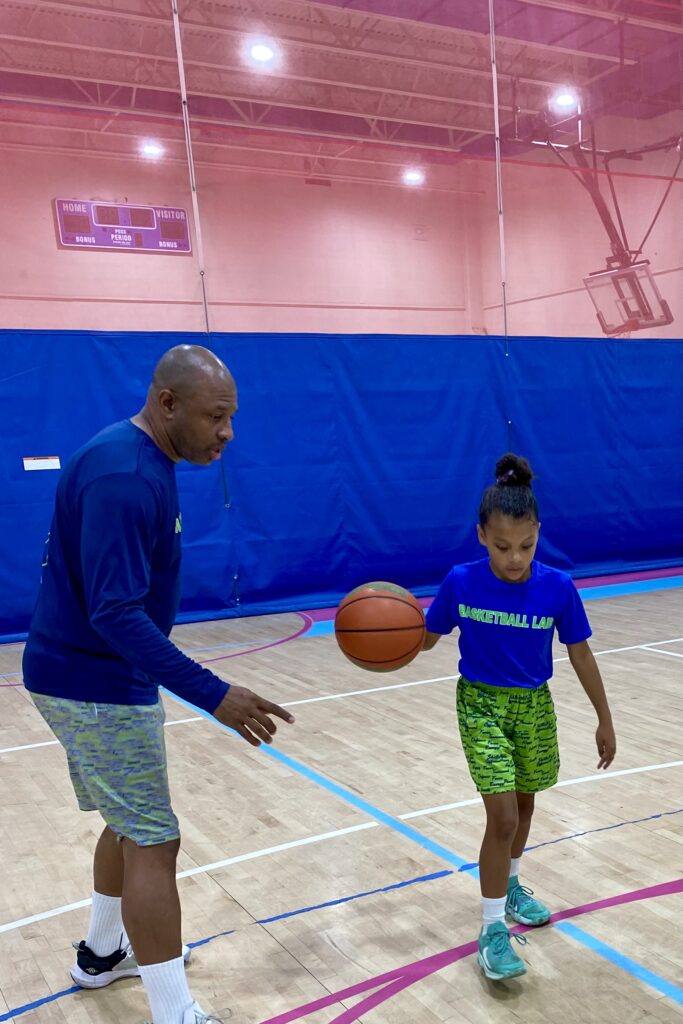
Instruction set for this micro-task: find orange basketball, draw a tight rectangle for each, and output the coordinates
[334,581,426,672]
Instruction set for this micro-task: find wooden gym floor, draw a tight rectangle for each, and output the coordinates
[0,584,681,1023]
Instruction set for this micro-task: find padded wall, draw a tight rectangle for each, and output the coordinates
[1,330,680,638]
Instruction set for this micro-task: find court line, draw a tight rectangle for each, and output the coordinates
[0,717,202,755]
[1,758,680,936]
[555,921,683,1004]
[4,876,679,1024]
[2,610,680,1013]
[258,879,683,1024]
[175,823,378,881]
[454,808,683,871]
[1,640,681,934]
[196,613,314,664]
[644,647,683,659]
[0,739,59,754]
[403,760,683,818]
[263,746,469,870]
[168,692,469,869]
[179,638,285,653]
[282,674,458,706]
[576,577,682,599]
[304,576,683,639]
[2,632,681,705]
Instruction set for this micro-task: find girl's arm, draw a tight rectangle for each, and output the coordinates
[422,630,442,651]
[566,640,617,769]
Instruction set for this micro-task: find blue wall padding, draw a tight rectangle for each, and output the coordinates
[1,330,680,639]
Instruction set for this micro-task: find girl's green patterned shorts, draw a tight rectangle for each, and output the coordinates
[456,676,560,795]
[32,694,180,846]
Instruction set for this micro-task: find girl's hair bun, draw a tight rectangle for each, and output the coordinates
[494,453,534,489]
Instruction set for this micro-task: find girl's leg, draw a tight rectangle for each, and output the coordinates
[506,790,550,925]
[511,791,535,860]
[479,791,519,897]
[477,791,528,980]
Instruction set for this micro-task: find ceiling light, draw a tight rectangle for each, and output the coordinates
[552,90,578,110]
[403,168,425,186]
[250,42,276,63]
[140,141,164,158]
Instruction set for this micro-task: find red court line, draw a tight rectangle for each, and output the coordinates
[259,878,683,1024]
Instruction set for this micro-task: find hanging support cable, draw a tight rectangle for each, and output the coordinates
[170,0,211,336]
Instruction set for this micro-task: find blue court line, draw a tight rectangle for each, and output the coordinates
[166,690,469,870]
[578,576,682,600]
[188,868,453,941]
[2,805,679,1023]
[0,870,453,1023]
[555,921,683,1004]
[455,808,683,872]
[305,620,335,637]
[261,744,470,869]
[256,868,452,926]
[300,576,683,640]
[524,807,683,853]
[0,985,81,1022]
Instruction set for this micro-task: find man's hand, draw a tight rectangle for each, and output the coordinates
[213,685,295,746]
[595,720,616,769]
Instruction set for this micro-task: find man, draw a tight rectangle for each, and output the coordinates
[23,344,294,1024]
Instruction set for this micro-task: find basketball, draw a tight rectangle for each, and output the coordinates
[334,581,426,672]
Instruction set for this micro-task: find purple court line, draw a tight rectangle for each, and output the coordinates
[0,615,316,683]
[300,566,683,623]
[578,566,682,587]
[259,878,683,1024]
[197,613,315,665]
[0,614,315,680]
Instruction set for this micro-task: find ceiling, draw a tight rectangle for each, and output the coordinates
[0,0,681,189]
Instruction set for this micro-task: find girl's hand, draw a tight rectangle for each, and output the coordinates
[596,721,616,769]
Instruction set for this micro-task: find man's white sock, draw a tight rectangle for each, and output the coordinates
[138,955,194,1024]
[85,891,126,956]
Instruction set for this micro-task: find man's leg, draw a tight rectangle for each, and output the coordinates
[121,837,202,1024]
[82,825,127,957]
[121,837,182,964]
[93,824,124,895]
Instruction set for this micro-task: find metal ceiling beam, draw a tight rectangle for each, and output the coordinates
[0,0,619,92]
[0,93,479,151]
[511,0,683,33]
[12,0,646,65]
[0,112,470,175]
[0,38,509,133]
[0,30,544,116]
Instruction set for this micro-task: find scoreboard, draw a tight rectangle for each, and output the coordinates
[54,199,192,254]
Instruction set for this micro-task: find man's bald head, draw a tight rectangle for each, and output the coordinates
[136,344,238,465]
[152,344,234,397]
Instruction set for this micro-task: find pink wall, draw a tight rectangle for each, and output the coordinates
[0,150,475,334]
[1,140,680,338]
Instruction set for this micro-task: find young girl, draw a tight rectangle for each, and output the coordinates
[422,453,616,981]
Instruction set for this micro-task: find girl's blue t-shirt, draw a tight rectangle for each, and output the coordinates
[425,558,591,689]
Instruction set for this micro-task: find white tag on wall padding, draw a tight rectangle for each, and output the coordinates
[23,456,61,471]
